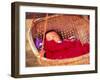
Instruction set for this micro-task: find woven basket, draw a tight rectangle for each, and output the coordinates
[28,14,90,66]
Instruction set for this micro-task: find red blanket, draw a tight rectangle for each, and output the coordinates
[44,40,89,59]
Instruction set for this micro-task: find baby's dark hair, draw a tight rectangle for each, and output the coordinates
[45,30,62,40]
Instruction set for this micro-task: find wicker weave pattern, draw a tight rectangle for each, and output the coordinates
[32,15,89,43]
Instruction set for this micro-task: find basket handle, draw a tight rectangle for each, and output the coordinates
[40,14,48,58]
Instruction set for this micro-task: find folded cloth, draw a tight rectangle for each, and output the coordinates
[44,40,89,59]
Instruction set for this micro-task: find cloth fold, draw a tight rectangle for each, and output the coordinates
[44,40,89,59]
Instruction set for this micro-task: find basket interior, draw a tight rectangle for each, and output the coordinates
[30,15,89,58]
[31,15,89,44]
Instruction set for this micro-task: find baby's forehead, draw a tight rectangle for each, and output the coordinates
[46,31,58,36]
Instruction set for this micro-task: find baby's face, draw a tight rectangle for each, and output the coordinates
[46,32,61,42]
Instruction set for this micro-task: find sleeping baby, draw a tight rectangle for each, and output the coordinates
[43,30,89,59]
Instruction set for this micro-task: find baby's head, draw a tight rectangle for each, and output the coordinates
[45,30,62,42]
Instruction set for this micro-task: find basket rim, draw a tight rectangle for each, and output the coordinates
[38,53,89,61]
[33,14,62,24]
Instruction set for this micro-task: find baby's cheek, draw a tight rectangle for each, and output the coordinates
[47,37,53,41]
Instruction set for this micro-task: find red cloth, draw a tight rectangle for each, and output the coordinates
[44,40,89,59]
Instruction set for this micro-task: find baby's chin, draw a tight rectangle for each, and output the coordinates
[57,41,62,43]
[55,40,62,43]
[46,39,62,43]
